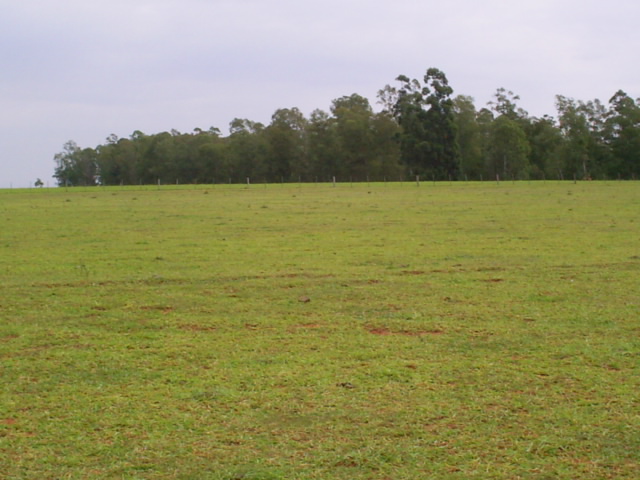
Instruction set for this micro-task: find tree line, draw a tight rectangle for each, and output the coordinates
[53,68,640,186]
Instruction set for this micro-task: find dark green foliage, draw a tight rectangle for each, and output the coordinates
[453,95,483,179]
[227,119,268,182]
[487,116,531,180]
[525,115,562,179]
[54,141,99,186]
[306,109,341,180]
[555,96,607,180]
[605,90,640,179]
[52,70,640,185]
[329,94,403,180]
[264,108,307,181]
[384,69,460,179]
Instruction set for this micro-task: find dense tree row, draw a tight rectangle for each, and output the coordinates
[53,69,640,186]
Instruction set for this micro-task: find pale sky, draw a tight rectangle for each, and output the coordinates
[1,0,638,187]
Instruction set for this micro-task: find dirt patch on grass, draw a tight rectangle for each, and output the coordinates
[367,326,444,336]
[140,305,174,314]
[401,270,427,275]
[179,324,217,332]
[292,323,323,329]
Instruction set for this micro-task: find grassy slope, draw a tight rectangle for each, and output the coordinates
[0,182,638,479]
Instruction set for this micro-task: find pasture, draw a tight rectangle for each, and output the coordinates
[0,181,638,479]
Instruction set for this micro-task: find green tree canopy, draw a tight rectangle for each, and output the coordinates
[52,69,640,185]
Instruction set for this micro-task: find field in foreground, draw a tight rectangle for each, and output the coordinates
[0,181,638,479]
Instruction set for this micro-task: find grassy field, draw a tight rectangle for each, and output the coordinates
[0,181,638,479]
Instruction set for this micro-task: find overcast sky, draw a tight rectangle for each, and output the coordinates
[1,0,638,187]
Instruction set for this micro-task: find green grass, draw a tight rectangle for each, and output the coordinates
[1,181,638,479]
